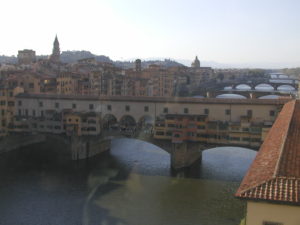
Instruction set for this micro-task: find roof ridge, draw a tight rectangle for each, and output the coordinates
[273,100,296,177]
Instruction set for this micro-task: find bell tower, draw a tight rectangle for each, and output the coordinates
[50,35,60,63]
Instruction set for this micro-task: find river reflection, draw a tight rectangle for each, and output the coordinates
[0,138,256,225]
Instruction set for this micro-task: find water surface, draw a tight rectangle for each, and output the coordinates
[0,138,256,225]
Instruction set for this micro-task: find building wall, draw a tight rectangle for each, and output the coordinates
[0,87,24,136]
[15,97,280,124]
[246,201,300,225]
[17,50,36,65]
[57,74,80,95]
[13,95,283,145]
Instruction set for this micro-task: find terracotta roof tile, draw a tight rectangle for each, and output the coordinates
[236,100,300,205]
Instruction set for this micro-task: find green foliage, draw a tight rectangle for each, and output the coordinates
[239,218,246,225]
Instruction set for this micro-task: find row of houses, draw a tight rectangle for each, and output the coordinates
[153,113,272,148]
[2,93,286,147]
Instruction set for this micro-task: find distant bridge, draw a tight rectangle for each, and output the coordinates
[205,90,295,99]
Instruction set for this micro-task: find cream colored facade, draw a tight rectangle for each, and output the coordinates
[13,95,286,144]
[246,201,300,225]
[15,95,281,125]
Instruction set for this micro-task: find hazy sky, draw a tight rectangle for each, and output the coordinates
[1,0,300,67]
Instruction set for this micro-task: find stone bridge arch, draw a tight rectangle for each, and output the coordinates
[277,84,296,91]
[258,95,281,99]
[138,115,154,128]
[119,115,136,128]
[102,114,118,129]
[254,83,275,91]
[232,83,253,90]
[216,93,248,99]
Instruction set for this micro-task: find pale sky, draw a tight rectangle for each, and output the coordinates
[1,0,300,67]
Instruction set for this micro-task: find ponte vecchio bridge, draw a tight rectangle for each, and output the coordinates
[11,93,291,169]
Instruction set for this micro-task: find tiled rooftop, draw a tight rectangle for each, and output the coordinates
[235,100,300,205]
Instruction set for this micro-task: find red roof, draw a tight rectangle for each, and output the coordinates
[236,100,300,204]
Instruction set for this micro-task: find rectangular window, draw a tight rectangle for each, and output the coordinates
[55,102,59,109]
[269,110,275,116]
[89,104,94,110]
[107,105,112,111]
[247,109,252,117]
[225,109,231,115]
[230,137,240,141]
[41,110,44,117]
[167,124,176,128]
[32,110,36,117]
[18,100,22,106]
[25,109,28,116]
[174,133,180,138]
[184,108,189,114]
[166,131,172,136]
[155,131,164,136]
[144,106,149,112]
[251,138,261,142]
[1,110,5,116]
[242,137,251,142]
[163,107,168,113]
[197,116,205,122]
[242,127,249,132]
[125,105,130,112]
[18,109,21,116]
[72,103,76,109]
[39,102,43,107]
[204,108,209,115]
[208,123,217,129]
[187,132,195,137]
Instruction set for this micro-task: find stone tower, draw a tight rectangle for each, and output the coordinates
[50,35,60,63]
[135,59,142,72]
[191,56,200,68]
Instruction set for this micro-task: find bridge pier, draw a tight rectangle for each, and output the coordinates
[67,134,217,170]
[70,135,111,160]
[170,142,204,170]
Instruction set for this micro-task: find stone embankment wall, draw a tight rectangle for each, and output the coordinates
[0,134,46,154]
[0,134,110,162]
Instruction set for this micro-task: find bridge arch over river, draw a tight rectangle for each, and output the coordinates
[232,82,298,91]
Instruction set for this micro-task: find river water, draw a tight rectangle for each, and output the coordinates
[0,138,256,225]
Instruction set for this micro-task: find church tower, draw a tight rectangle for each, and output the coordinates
[191,56,200,68]
[50,35,60,63]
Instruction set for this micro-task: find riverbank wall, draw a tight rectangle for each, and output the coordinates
[0,134,46,154]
